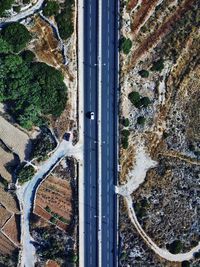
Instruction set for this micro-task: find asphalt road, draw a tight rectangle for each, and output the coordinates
[83,0,98,266]
[83,0,118,265]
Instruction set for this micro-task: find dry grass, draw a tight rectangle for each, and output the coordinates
[0,186,20,214]
[2,215,20,246]
[45,260,60,267]
[0,116,30,160]
[0,205,11,228]
[0,232,17,255]
[125,0,195,71]
[34,174,72,231]
[0,147,15,182]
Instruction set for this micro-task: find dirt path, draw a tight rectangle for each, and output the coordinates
[117,143,200,262]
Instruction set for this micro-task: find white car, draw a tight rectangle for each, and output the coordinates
[90,111,95,120]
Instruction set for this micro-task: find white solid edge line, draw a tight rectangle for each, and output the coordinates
[78,0,85,266]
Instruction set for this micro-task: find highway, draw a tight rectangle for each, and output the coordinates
[83,0,118,266]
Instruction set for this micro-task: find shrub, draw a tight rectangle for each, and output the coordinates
[120,37,132,54]
[137,116,146,125]
[128,91,140,106]
[121,129,130,137]
[17,164,35,184]
[182,261,190,267]
[20,50,35,63]
[45,206,51,213]
[50,216,57,224]
[31,130,56,161]
[1,22,31,52]
[43,0,59,17]
[0,0,14,16]
[140,96,151,107]
[122,117,130,127]
[138,69,149,78]
[13,5,21,12]
[151,58,164,72]
[55,0,74,39]
[166,240,183,254]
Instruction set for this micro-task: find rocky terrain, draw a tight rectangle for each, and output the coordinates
[119,0,200,266]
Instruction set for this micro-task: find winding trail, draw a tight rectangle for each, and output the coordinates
[17,140,82,267]
[117,144,200,262]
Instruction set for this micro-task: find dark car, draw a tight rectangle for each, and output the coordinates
[63,132,71,141]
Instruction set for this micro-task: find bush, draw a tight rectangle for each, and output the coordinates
[194,250,200,259]
[17,164,35,184]
[1,22,31,52]
[0,0,14,16]
[45,206,51,213]
[137,116,146,125]
[43,0,59,17]
[140,96,151,108]
[13,5,21,12]
[55,0,74,39]
[121,129,130,149]
[128,91,140,107]
[121,129,130,137]
[166,240,183,254]
[151,58,164,72]
[0,37,11,53]
[120,37,132,54]
[182,261,190,267]
[31,130,56,161]
[122,117,129,127]
[50,216,57,224]
[20,50,35,63]
[138,69,149,78]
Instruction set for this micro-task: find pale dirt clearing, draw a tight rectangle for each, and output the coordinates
[0,116,31,160]
[0,205,11,228]
[0,187,20,214]
[0,146,15,182]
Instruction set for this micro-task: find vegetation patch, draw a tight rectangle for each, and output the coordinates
[1,22,31,53]
[128,91,151,108]
[0,0,14,16]
[43,0,59,17]
[121,129,130,149]
[166,240,183,254]
[31,129,56,161]
[120,37,132,54]
[16,164,35,185]
[55,0,74,39]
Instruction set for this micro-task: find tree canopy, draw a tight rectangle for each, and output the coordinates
[43,0,59,17]
[0,0,14,16]
[1,22,31,52]
[0,53,67,129]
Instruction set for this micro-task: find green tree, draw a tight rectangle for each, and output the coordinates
[43,0,59,16]
[138,69,149,78]
[0,0,14,16]
[2,22,31,52]
[151,58,164,72]
[137,116,146,125]
[140,96,151,108]
[0,37,12,53]
[120,37,132,54]
[31,62,67,116]
[122,117,129,127]
[17,164,35,184]
[166,240,183,254]
[128,91,141,107]
[182,261,190,267]
[20,50,35,63]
